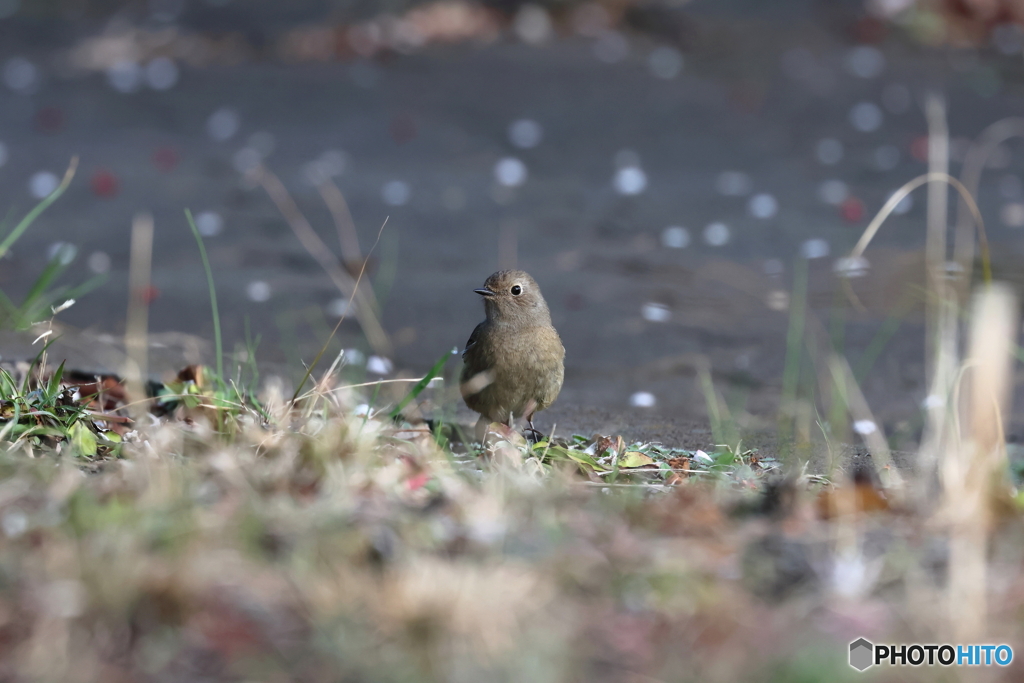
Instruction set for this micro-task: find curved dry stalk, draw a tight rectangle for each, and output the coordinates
[849,172,989,282]
[953,117,1024,288]
[251,164,392,358]
[314,178,363,268]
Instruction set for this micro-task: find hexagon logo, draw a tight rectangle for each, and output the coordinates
[849,638,874,671]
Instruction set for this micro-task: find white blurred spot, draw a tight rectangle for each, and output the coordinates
[107,60,142,93]
[327,298,351,317]
[881,83,911,114]
[494,157,527,187]
[763,259,784,276]
[514,4,552,44]
[992,23,1023,55]
[3,57,37,93]
[703,222,730,246]
[381,180,411,206]
[593,31,629,63]
[29,171,59,199]
[748,193,778,219]
[766,290,789,311]
[1,509,26,537]
[614,166,647,195]
[508,119,542,149]
[845,45,885,79]
[999,174,1022,199]
[145,57,178,90]
[891,193,913,215]
[661,225,690,248]
[694,449,713,463]
[866,0,914,18]
[816,138,843,165]
[1002,203,1024,228]
[194,211,223,237]
[818,179,848,205]
[874,144,901,171]
[642,302,670,322]
[353,403,372,417]
[629,391,656,408]
[367,355,393,375]
[0,141,7,168]
[648,46,683,79]
[853,419,878,435]
[232,147,262,174]
[344,348,366,366]
[246,280,271,302]
[849,102,883,132]
[801,239,830,259]
[207,107,240,141]
[715,170,752,196]
[87,251,111,274]
[834,255,870,278]
[923,394,943,410]
[47,242,76,265]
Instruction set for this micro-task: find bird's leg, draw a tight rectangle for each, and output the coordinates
[524,405,544,443]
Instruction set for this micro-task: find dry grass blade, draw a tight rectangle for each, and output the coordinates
[849,172,988,276]
[945,284,1018,643]
[251,164,392,358]
[125,212,154,421]
[290,217,389,404]
[314,176,363,268]
[826,354,902,490]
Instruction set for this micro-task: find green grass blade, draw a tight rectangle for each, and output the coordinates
[185,208,223,382]
[0,158,78,260]
[389,348,454,421]
[46,360,65,400]
[18,257,69,321]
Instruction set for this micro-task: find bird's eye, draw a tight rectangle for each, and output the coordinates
[510,285,522,296]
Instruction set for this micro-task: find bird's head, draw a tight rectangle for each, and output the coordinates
[475,270,551,324]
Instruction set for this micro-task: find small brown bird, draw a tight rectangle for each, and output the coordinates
[461,270,564,437]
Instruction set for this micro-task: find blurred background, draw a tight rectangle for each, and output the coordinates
[1,0,1023,441]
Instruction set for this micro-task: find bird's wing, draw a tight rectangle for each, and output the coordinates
[462,322,486,360]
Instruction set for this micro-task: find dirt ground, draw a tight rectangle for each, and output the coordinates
[2,1,1024,444]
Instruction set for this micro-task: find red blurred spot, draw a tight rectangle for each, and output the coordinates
[852,16,887,44]
[910,136,929,162]
[90,169,119,198]
[389,113,417,144]
[407,472,430,491]
[140,286,160,305]
[841,196,865,223]
[33,106,65,134]
[152,146,179,172]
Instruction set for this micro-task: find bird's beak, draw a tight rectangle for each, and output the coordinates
[474,288,495,297]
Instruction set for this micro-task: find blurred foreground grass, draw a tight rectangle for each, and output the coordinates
[0,355,1022,682]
